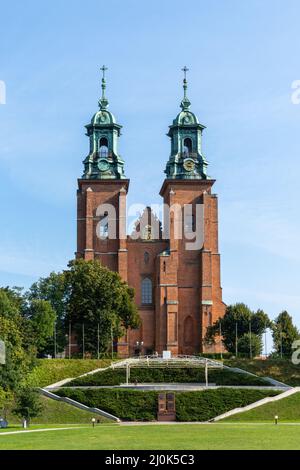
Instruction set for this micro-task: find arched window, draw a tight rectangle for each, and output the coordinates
[141,278,152,305]
[99,137,109,159]
[144,252,150,264]
[183,138,192,156]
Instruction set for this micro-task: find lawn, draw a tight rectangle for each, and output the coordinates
[0,423,300,450]
[224,358,300,386]
[4,396,110,425]
[223,392,300,423]
[26,359,113,388]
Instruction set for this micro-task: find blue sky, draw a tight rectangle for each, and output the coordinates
[0,0,299,328]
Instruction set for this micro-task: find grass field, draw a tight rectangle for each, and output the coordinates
[0,423,300,450]
[224,359,300,386]
[26,359,113,388]
[5,396,109,425]
[223,392,300,423]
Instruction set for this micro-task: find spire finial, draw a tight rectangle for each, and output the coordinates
[180,66,191,111]
[99,65,109,110]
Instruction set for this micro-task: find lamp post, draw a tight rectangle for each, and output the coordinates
[92,418,96,428]
[136,341,144,357]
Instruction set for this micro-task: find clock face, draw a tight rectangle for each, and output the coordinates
[183,159,195,172]
[98,160,109,172]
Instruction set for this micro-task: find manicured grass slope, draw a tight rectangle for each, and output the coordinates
[67,367,270,387]
[26,359,112,387]
[0,424,300,450]
[224,392,300,423]
[6,396,109,425]
[224,359,300,386]
[56,388,279,421]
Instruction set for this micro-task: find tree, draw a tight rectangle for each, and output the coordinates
[272,311,299,357]
[206,303,270,355]
[65,259,140,355]
[0,289,34,392]
[13,388,42,425]
[27,272,68,354]
[237,333,263,357]
[0,387,13,419]
[24,300,57,355]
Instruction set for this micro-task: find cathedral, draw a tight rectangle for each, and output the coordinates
[76,67,226,357]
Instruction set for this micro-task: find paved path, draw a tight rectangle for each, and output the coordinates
[0,427,87,436]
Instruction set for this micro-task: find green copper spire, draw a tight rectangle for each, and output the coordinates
[180,66,191,111]
[82,68,126,180]
[164,67,209,180]
[99,65,109,110]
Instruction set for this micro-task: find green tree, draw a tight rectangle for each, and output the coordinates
[13,388,42,425]
[272,311,299,357]
[237,333,263,357]
[0,289,34,392]
[0,387,13,419]
[24,299,57,355]
[27,272,68,354]
[206,303,270,355]
[65,259,140,355]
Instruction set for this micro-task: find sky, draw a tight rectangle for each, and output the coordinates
[0,0,299,330]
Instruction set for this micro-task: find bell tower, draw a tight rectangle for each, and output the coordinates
[77,67,129,283]
[159,67,226,354]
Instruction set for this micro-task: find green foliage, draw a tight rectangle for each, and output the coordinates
[237,333,263,357]
[24,299,56,354]
[67,367,270,387]
[13,388,43,424]
[65,259,140,354]
[206,303,270,355]
[0,290,34,392]
[27,272,68,354]
[272,311,299,356]
[26,359,113,387]
[56,388,279,422]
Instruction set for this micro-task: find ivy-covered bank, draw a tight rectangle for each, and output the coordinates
[66,367,271,387]
[56,388,279,422]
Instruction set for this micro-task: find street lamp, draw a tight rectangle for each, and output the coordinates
[92,418,96,428]
[136,341,144,357]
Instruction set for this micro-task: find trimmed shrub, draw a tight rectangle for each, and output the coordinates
[67,367,270,387]
[56,388,279,422]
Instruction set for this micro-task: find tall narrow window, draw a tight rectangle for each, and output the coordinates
[183,138,192,156]
[99,137,109,159]
[99,212,109,239]
[141,278,152,305]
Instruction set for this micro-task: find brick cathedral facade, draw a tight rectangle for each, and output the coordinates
[76,68,226,357]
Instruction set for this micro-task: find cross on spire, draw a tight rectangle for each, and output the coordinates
[99,65,109,110]
[182,66,189,81]
[101,65,108,80]
[180,66,191,111]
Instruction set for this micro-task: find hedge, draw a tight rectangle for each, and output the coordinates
[26,359,112,388]
[56,388,279,422]
[67,367,271,387]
